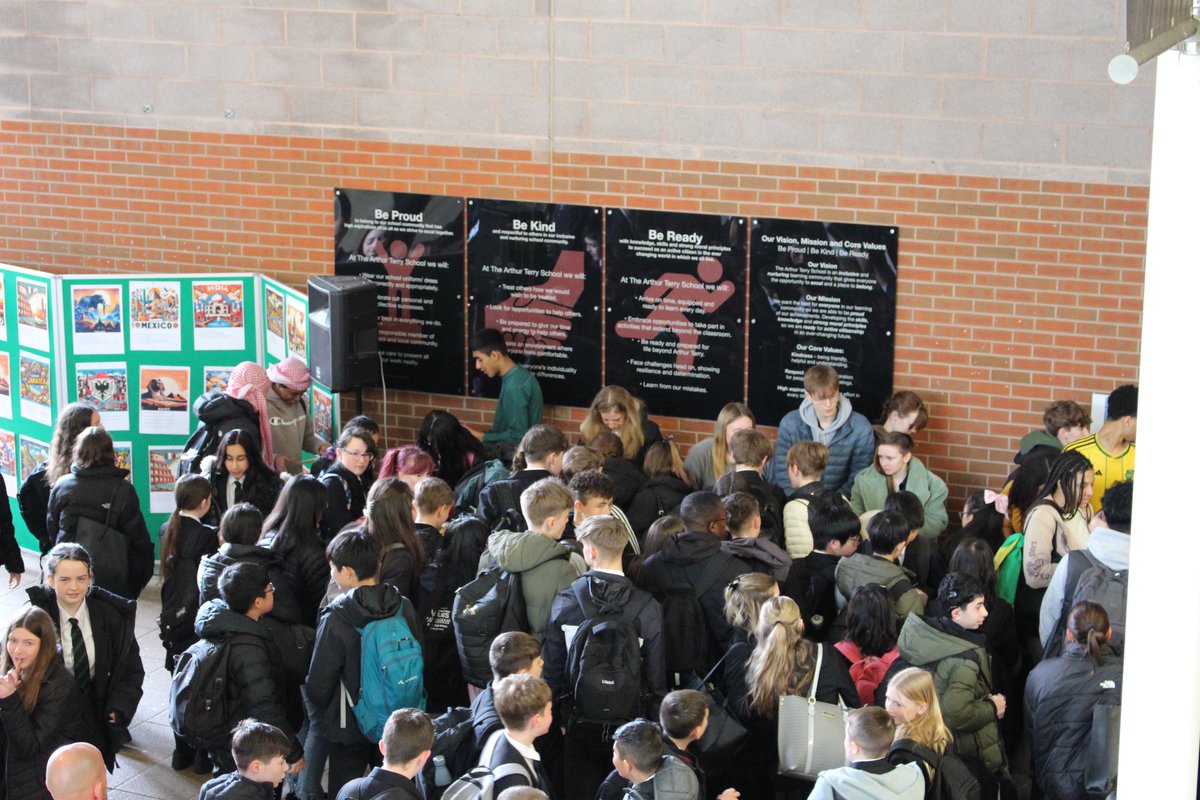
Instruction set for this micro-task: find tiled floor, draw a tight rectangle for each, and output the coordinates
[1,549,208,800]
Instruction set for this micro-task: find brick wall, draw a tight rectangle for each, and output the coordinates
[0,120,1145,507]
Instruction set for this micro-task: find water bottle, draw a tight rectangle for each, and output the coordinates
[433,754,452,787]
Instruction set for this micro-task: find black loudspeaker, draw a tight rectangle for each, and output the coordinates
[308,276,379,393]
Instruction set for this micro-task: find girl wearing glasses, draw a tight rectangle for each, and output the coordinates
[319,426,376,541]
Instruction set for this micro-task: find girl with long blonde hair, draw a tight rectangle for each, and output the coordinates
[580,385,661,466]
[885,667,953,757]
[684,401,755,490]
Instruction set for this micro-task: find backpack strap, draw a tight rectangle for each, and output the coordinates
[808,643,824,701]
[883,574,914,604]
[691,555,728,601]
[495,481,519,520]
[491,762,532,784]
[320,471,353,510]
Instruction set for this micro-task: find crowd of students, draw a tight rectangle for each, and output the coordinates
[0,334,1135,800]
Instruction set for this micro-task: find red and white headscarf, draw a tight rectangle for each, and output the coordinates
[226,361,274,466]
[267,356,313,393]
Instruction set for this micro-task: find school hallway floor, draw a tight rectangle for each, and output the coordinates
[1,549,207,799]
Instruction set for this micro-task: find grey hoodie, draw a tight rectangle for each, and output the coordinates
[800,395,854,444]
[810,760,924,800]
[626,755,701,800]
[266,387,329,474]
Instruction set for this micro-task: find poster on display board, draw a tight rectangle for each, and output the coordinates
[0,352,10,419]
[129,281,182,351]
[747,219,898,424]
[265,285,286,360]
[137,366,191,435]
[75,362,130,430]
[0,430,14,497]
[467,199,602,408]
[148,446,185,513]
[16,278,50,352]
[334,189,466,395]
[0,274,6,341]
[193,281,246,351]
[312,385,334,444]
[18,435,49,485]
[71,284,124,355]
[18,351,52,425]
[605,209,747,421]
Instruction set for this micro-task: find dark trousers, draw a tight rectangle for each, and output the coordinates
[327,741,381,798]
[563,722,616,800]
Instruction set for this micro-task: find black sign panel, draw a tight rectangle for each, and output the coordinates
[605,209,746,420]
[466,200,603,408]
[748,219,898,424]
[334,189,466,395]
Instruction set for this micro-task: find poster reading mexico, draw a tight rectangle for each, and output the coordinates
[72,285,124,354]
[193,281,246,351]
[16,278,49,352]
[138,365,190,435]
[129,281,182,351]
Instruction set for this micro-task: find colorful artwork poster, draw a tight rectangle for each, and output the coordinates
[129,280,182,351]
[0,429,14,497]
[112,441,132,482]
[748,218,899,423]
[266,285,286,360]
[335,189,466,395]
[193,281,246,351]
[285,295,306,358]
[18,350,52,425]
[312,384,333,444]
[16,278,49,352]
[75,362,130,430]
[0,273,7,341]
[18,435,49,484]
[466,198,600,407]
[138,365,190,435]
[71,284,124,355]
[0,352,10,419]
[148,446,184,512]
[605,209,747,421]
[204,366,233,394]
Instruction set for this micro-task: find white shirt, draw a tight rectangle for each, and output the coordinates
[57,600,96,680]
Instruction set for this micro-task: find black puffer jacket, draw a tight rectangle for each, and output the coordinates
[25,585,144,770]
[193,391,263,455]
[543,571,667,711]
[258,529,328,627]
[636,531,751,671]
[306,583,422,747]
[319,464,368,541]
[626,475,690,539]
[603,457,648,509]
[197,543,297,619]
[0,659,86,800]
[193,600,302,762]
[1025,643,1122,800]
[47,464,153,600]
[158,516,219,668]
[16,466,51,555]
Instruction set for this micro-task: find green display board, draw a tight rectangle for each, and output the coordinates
[262,277,338,451]
[0,265,58,552]
[60,274,261,551]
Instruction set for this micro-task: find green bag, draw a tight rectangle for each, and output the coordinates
[994,533,1024,605]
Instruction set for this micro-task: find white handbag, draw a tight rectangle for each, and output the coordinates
[777,643,850,779]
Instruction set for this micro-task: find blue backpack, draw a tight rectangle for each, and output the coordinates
[352,600,426,740]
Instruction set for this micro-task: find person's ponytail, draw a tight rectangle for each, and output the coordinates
[1067,600,1110,666]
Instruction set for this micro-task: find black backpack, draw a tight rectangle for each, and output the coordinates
[564,584,650,727]
[659,557,726,683]
[889,739,980,800]
[176,422,223,477]
[418,706,480,800]
[168,633,256,750]
[486,481,525,534]
[452,553,565,688]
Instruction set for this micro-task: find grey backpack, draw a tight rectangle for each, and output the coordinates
[1043,549,1127,659]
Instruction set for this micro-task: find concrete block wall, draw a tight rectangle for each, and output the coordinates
[0,1,1154,184]
[0,120,1144,505]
